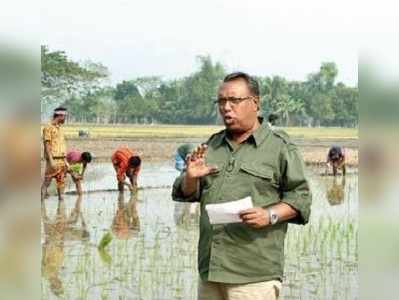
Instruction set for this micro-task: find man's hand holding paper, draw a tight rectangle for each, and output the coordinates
[205,196,253,225]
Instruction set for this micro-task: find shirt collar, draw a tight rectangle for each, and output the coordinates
[214,117,271,148]
[252,117,271,147]
[212,130,226,148]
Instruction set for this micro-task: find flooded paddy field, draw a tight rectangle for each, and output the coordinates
[41,162,358,300]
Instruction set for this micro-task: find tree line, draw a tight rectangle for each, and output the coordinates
[41,45,358,127]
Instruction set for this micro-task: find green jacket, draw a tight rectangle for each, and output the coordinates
[172,120,312,284]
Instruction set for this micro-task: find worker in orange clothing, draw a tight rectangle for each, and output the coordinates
[111,147,142,192]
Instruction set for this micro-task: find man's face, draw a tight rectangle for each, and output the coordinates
[218,79,259,133]
[55,114,66,124]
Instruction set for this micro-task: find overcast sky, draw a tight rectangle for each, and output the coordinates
[40,0,359,86]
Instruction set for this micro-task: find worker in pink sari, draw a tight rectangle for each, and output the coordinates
[66,150,92,195]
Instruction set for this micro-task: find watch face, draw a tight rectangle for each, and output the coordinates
[271,212,278,224]
[267,208,278,225]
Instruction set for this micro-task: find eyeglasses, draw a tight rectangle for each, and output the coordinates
[214,96,257,106]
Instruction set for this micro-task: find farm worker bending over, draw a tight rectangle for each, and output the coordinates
[66,150,92,195]
[111,147,141,192]
[175,143,194,172]
[326,145,346,176]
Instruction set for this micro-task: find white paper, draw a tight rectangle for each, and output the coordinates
[205,196,253,225]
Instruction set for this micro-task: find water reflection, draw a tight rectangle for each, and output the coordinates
[111,192,140,240]
[41,164,358,300]
[174,202,200,227]
[326,176,346,206]
[41,196,89,297]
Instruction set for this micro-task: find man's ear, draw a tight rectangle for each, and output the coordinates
[253,96,260,112]
[255,101,260,112]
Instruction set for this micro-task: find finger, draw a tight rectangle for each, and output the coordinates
[239,208,257,216]
[239,210,258,218]
[242,219,261,227]
[196,151,204,160]
[194,144,206,159]
[245,218,263,227]
[207,165,219,174]
[201,144,208,153]
[240,213,258,221]
[241,216,259,223]
[244,218,260,224]
[192,147,201,160]
[188,153,198,162]
[198,150,204,159]
[198,144,207,158]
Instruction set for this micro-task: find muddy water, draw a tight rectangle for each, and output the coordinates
[64,162,178,192]
[41,162,357,299]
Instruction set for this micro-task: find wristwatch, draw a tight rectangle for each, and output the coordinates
[267,208,279,225]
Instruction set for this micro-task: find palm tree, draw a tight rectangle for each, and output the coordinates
[275,95,304,126]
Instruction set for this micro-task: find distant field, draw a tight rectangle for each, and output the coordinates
[41,123,358,139]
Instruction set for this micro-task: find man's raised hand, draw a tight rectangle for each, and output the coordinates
[185,144,218,179]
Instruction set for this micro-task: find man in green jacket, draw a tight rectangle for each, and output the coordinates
[172,72,312,300]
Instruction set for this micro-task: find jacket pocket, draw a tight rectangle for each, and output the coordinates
[239,163,280,206]
[240,163,273,180]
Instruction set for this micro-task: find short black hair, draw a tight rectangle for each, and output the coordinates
[128,156,141,167]
[223,72,260,97]
[81,152,92,163]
